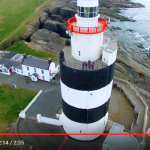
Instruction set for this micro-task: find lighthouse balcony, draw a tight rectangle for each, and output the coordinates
[62,46,107,71]
[68,17,109,34]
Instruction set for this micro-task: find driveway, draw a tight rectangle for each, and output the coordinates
[0,73,53,91]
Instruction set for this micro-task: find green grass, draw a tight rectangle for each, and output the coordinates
[0,83,37,133]
[43,2,51,7]
[6,41,58,61]
[114,70,130,80]
[0,0,50,47]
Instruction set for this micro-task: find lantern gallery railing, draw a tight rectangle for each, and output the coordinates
[68,17,109,34]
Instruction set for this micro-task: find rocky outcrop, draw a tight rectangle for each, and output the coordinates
[41,7,52,17]
[39,13,49,28]
[99,0,145,8]
[60,7,76,18]
[51,15,63,23]
[44,19,68,38]
[30,29,64,51]
[21,19,40,42]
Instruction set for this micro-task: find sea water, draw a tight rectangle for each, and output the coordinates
[109,0,150,50]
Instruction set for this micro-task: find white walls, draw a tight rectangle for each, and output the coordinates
[77,0,98,7]
[0,66,11,75]
[75,14,100,27]
[102,48,117,66]
[22,65,50,82]
[62,112,108,141]
[61,81,112,109]
[71,33,103,61]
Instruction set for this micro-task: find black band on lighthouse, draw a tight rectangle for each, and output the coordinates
[60,61,115,91]
[62,99,110,124]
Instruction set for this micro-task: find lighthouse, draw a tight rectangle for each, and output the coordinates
[59,0,118,141]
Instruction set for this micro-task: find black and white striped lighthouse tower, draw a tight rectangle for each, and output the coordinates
[59,0,118,141]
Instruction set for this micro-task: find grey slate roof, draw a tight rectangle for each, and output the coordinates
[0,58,20,69]
[16,64,22,70]
[4,61,12,69]
[33,73,38,77]
[22,56,50,70]
[0,58,9,65]
[11,61,20,68]
[3,51,17,59]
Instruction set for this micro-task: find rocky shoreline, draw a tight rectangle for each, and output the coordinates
[2,0,150,82]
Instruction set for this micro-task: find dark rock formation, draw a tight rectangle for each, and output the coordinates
[39,13,49,28]
[137,43,144,49]
[60,7,76,18]
[44,19,68,38]
[21,19,40,42]
[30,29,64,51]
[44,19,59,32]
[41,7,52,17]
[108,26,121,31]
[51,15,63,23]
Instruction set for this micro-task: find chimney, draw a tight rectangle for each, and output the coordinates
[48,57,52,64]
[23,53,27,59]
[22,53,27,63]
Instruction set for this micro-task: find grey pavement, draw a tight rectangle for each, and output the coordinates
[18,118,106,150]
[26,85,62,118]
[0,73,53,91]
[17,85,106,150]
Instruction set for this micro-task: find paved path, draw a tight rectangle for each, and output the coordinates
[0,73,52,91]
[117,81,145,133]
[17,85,106,150]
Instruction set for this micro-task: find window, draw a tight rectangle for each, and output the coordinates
[41,70,44,74]
[27,67,29,70]
[4,69,8,73]
[77,6,99,18]
[34,68,36,72]
[28,72,30,76]
[21,70,23,73]
[42,76,45,80]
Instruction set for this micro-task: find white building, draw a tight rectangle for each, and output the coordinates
[0,51,59,82]
[0,51,21,75]
[16,55,59,82]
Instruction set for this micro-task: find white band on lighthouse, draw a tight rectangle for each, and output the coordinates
[60,0,118,141]
[77,0,98,7]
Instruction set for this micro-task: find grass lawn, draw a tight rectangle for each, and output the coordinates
[6,41,58,61]
[0,83,37,134]
[0,0,52,48]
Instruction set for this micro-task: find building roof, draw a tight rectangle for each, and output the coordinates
[11,61,20,68]
[102,123,144,150]
[22,56,51,70]
[0,58,9,65]
[4,61,12,69]
[16,64,22,70]
[32,73,39,77]
[3,51,17,59]
[0,58,20,69]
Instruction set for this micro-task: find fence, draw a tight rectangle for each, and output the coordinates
[63,61,105,70]
[114,77,148,137]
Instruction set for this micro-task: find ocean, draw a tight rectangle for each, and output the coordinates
[108,0,150,50]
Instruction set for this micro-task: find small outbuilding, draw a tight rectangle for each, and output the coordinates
[31,73,39,82]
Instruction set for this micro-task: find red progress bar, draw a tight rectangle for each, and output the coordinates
[0,133,150,135]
